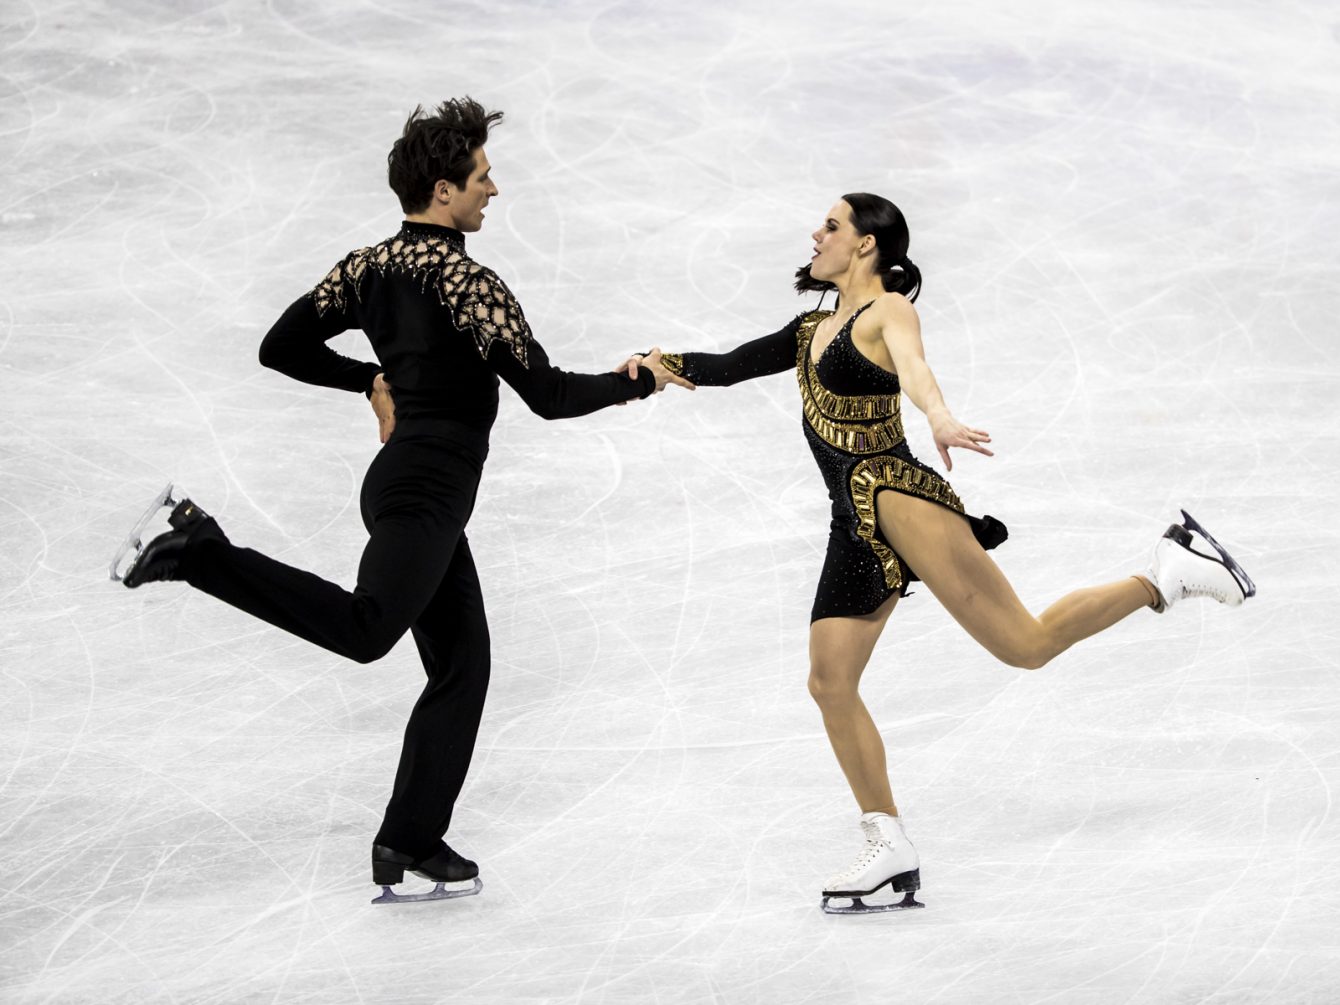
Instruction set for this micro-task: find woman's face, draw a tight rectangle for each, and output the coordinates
[809,200,866,282]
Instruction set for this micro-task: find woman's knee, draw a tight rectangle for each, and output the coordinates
[807,660,862,706]
[992,628,1056,671]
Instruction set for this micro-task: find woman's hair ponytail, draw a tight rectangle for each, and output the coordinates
[882,254,921,301]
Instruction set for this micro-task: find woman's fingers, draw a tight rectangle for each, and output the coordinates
[954,433,994,456]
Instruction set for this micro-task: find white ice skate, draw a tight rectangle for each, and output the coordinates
[1144,510,1256,613]
[821,812,924,915]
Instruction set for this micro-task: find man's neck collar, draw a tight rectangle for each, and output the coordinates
[401,219,466,247]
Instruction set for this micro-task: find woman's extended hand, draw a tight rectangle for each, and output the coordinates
[612,348,697,396]
[929,410,992,471]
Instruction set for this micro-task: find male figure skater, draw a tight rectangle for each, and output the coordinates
[110,97,687,904]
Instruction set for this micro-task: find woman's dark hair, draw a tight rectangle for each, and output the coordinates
[387,97,504,213]
[794,192,922,303]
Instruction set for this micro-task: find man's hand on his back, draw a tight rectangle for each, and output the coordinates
[370,373,396,443]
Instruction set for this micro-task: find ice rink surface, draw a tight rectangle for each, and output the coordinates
[3,0,1339,1001]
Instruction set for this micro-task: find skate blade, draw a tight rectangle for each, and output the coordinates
[1179,509,1256,599]
[371,877,482,905]
[822,891,924,915]
[109,482,178,582]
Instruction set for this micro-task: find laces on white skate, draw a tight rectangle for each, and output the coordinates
[828,839,884,887]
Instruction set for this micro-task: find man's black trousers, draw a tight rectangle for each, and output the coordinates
[181,425,490,860]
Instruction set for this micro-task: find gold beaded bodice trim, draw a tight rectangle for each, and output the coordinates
[849,457,965,590]
[794,313,906,455]
[310,235,532,366]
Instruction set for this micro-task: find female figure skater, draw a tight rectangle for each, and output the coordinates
[628,193,1255,914]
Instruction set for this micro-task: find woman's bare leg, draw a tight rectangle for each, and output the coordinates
[875,492,1150,670]
[808,592,902,813]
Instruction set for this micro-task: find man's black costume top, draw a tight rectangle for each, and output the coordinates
[259,220,654,457]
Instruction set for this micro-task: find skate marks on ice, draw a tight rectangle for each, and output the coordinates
[371,877,483,906]
[3,0,1338,999]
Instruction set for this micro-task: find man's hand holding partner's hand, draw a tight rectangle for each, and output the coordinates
[617,348,696,393]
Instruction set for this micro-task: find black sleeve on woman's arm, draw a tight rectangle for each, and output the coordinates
[659,314,804,387]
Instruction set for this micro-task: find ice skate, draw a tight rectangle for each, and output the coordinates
[370,841,482,905]
[109,482,179,583]
[821,812,924,915]
[1144,509,1256,613]
[110,484,221,588]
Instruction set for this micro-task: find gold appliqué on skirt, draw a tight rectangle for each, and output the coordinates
[849,457,965,591]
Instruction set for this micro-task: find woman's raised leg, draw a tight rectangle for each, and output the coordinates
[875,492,1150,670]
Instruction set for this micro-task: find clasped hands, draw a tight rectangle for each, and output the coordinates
[368,349,696,442]
[613,347,696,405]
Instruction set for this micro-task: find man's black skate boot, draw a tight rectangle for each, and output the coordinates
[122,500,222,588]
[372,841,479,885]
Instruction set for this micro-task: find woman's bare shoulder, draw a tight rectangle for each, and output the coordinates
[871,292,921,335]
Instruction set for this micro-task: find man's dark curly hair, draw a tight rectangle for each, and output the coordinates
[387,97,504,214]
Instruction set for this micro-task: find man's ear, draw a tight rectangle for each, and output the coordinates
[434,179,454,204]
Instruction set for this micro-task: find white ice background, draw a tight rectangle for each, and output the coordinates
[2,0,1339,1002]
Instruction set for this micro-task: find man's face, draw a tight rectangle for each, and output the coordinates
[447,147,498,232]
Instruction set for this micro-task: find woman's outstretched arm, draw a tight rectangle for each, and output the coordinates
[873,295,993,472]
[624,313,808,387]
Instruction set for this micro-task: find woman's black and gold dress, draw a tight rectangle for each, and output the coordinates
[661,300,1007,622]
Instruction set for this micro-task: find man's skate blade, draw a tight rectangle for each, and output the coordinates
[821,891,924,915]
[371,877,482,905]
[1179,509,1257,599]
[109,482,178,582]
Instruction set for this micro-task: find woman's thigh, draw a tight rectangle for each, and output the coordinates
[875,491,1037,664]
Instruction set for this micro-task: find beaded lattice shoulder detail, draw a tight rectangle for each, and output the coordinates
[309,234,532,367]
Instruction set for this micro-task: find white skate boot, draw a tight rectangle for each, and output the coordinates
[1144,510,1256,613]
[821,812,924,915]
